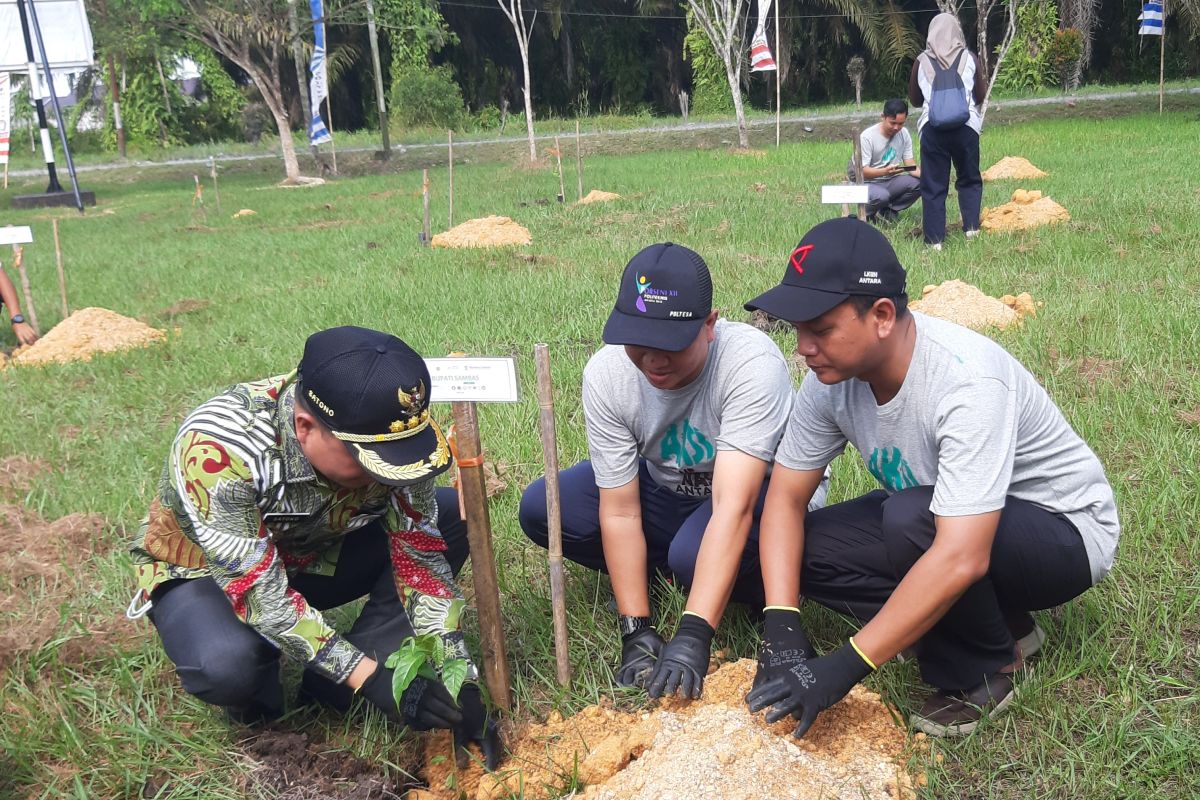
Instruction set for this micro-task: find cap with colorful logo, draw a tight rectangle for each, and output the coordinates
[602,242,713,352]
[298,326,451,486]
[744,217,906,323]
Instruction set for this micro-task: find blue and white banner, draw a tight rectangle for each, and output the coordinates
[308,0,332,145]
[1138,1,1164,35]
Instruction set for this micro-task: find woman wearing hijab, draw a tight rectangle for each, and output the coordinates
[909,13,988,249]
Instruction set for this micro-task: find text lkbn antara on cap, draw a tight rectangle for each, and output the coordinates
[298,326,451,486]
[602,242,714,352]
[745,218,907,324]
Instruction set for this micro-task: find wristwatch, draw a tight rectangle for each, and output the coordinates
[10,314,24,325]
[618,614,653,637]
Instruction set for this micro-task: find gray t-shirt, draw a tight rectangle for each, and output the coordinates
[776,312,1119,583]
[860,124,914,181]
[583,320,792,498]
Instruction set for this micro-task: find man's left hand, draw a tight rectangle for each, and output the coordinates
[454,683,502,771]
[12,321,37,346]
[646,613,714,700]
[745,642,873,738]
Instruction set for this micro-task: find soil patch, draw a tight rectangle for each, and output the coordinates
[241,729,413,800]
[160,298,213,317]
[1177,406,1200,425]
[577,190,621,205]
[982,156,1048,181]
[981,190,1070,232]
[418,659,912,800]
[3,307,166,368]
[912,280,1040,331]
[1076,356,1121,386]
[432,217,532,249]
[0,455,49,497]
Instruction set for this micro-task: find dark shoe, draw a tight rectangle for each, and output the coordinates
[910,671,1016,737]
[1005,611,1047,660]
[877,207,900,226]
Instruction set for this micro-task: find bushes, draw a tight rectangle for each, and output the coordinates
[995,2,1059,93]
[390,65,467,129]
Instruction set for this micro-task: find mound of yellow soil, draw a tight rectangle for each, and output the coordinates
[982,156,1048,181]
[417,659,912,800]
[577,190,621,205]
[431,216,532,248]
[981,189,1070,232]
[913,280,1043,331]
[3,307,166,368]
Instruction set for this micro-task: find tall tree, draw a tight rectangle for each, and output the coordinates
[684,0,751,148]
[496,0,537,160]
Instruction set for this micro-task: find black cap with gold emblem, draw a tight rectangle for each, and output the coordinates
[297,326,451,486]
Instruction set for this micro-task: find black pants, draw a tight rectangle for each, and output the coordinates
[801,487,1092,690]
[147,487,469,719]
[919,124,982,244]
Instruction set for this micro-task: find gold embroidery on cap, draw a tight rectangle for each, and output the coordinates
[397,380,427,414]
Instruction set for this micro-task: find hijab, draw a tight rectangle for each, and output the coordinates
[921,13,968,79]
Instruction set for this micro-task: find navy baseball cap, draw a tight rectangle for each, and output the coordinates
[602,243,713,352]
[744,218,906,323]
[297,326,451,486]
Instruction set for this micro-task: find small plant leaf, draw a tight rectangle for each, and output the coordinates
[390,644,428,704]
[430,755,447,766]
[441,658,470,702]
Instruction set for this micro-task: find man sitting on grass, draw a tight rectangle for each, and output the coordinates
[742,218,1119,737]
[520,242,826,699]
[127,326,499,768]
[849,98,922,225]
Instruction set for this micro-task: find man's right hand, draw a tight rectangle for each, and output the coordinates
[616,626,664,688]
[358,663,463,730]
[751,607,815,692]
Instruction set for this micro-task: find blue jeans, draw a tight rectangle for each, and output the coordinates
[519,460,770,606]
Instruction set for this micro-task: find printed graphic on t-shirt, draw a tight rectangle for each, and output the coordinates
[868,446,918,492]
[880,145,897,164]
[677,468,714,497]
[660,418,715,468]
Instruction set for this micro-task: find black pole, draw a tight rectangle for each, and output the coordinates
[14,0,62,194]
[22,0,85,212]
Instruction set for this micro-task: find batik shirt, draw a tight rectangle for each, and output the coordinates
[128,371,468,683]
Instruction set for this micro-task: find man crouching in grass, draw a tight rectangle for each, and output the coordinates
[127,326,499,769]
[743,218,1119,738]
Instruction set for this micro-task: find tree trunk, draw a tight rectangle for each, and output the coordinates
[273,103,301,181]
[105,52,126,158]
[725,63,749,148]
[976,0,997,84]
[520,46,536,161]
[286,0,317,157]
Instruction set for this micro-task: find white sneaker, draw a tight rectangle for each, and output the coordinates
[965,229,980,239]
[930,242,943,251]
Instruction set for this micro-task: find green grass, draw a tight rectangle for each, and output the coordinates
[1,103,1198,798]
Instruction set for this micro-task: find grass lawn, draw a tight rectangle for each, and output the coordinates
[0,105,1197,798]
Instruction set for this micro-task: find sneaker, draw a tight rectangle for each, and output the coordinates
[910,671,1016,737]
[877,208,900,226]
[929,242,943,251]
[964,229,980,239]
[1005,611,1047,659]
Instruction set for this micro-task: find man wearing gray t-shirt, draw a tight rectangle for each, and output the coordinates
[520,242,820,700]
[742,218,1118,739]
[848,98,922,224]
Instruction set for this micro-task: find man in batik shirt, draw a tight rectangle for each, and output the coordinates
[128,326,499,768]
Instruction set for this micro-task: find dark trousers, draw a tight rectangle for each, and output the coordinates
[867,175,922,217]
[919,124,983,244]
[147,487,469,720]
[519,460,770,606]
[801,487,1092,691]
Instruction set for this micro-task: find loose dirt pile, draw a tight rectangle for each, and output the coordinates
[432,216,532,248]
[417,659,912,800]
[912,280,1040,331]
[2,307,166,368]
[981,189,1070,232]
[577,190,621,205]
[982,156,1048,181]
[240,730,410,800]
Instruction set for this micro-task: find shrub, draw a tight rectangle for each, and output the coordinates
[1047,28,1085,92]
[995,2,1059,94]
[390,65,466,130]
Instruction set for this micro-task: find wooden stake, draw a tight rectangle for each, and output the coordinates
[1158,0,1166,114]
[209,156,221,213]
[12,245,39,335]
[774,0,781,148]
[421,169,431,246]
[3,162,8,190]
[448,130,455,228]
[534,344,571,688]
[575,120,583,201]
[326,96,338,175]
[52,219,68,318]
[852,134,867,221]
[554,136,565,203]
[450,399,513,712]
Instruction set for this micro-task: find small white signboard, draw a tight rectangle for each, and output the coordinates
[0,0,96,72]
[0,226,33,245]
[821,185,870,205]
[426,357,519,403]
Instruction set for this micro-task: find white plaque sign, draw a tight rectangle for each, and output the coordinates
[821,184,870,205]
[0,225,33,245]
[0,0,96,72]
[426,357,519,403]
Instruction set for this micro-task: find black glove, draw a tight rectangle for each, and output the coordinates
[617,626,664,688]
[645,613,714,700]
[359,664,463,730]
[745,641,873,738]
[751,607,815,692]
[453,683,502,771]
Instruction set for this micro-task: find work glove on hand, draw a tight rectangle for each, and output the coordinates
[616,626,665,688]
[646,613,715,700]
[745,641,873,738]
[751,607,815,692]
[358,664,463,730]
[453,683,502,771]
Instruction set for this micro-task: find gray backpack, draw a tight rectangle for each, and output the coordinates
[927,52,970,130]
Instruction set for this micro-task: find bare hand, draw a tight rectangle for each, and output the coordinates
[13,321,38,346]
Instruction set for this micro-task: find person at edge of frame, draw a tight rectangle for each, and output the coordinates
[519,242,829,700]
[1,265,38,346]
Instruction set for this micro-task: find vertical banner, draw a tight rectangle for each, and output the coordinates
[307,0,332,145]
[750,0,777,72]
[0,72,11,165]
[1137,1,1164,34]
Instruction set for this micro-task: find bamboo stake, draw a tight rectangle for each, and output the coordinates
[421,168,431,246]
[852,134,866,222]
[448,130,454,227]
[326,96,337,175]
[774,0,781,148]
[534,344,571,688]
[52,219,67,318]
[3,162,8,190]
[209,156,221,213]
[574,120,583,201]
[554,136,565,203]
[450,398,512,712]
[1159,0,1166,114]
[12,245,38,335]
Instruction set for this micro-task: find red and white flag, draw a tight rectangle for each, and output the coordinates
[750,0,777,72]
[0,73,11,165]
